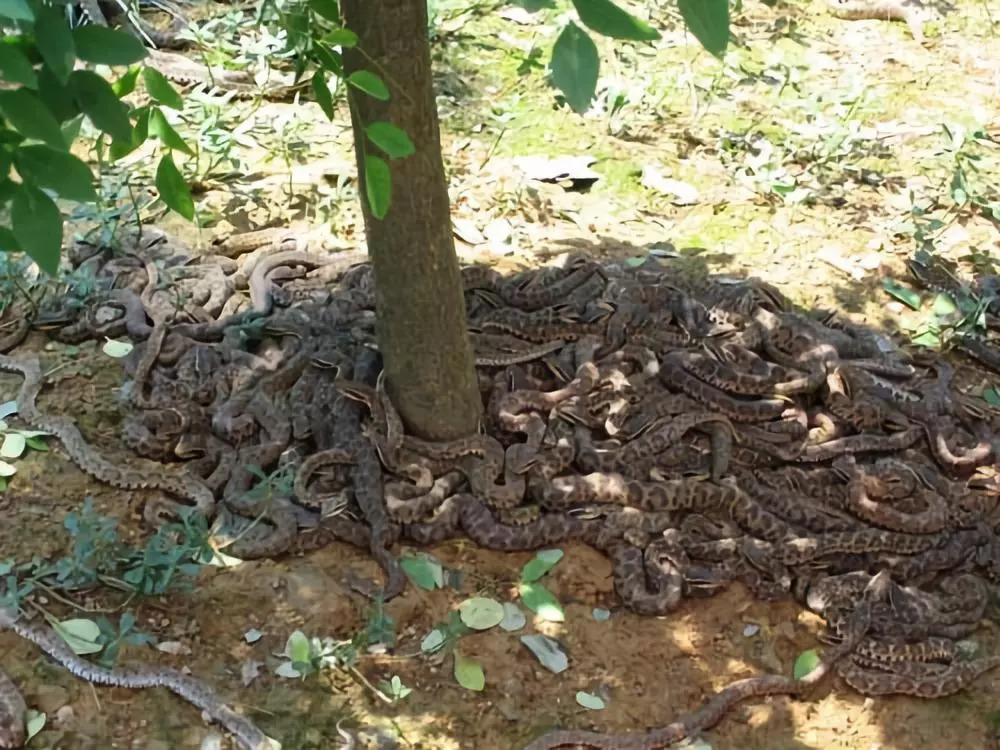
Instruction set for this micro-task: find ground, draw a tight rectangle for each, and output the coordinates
[1,0,1000,748]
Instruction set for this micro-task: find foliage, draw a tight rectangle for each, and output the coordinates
[0,0,729,268]
[261,0,729,217]
[0,497,209,614]
[0,497,208,667]
[0,0,194,274]
[0,399,49,488]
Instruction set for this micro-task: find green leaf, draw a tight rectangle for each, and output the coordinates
[11,184,61,275]
[570,0,660,41]
[882,278,922,310]
[53,618,104,655]
[0,227,17,253]
[983,385,1000,407]
[313,43,343,77]
[61,114,85,147]
[400,554,444,590]
[347,71,389,100]
[518,581,565,622]
[70,70,133,144]
[102,339,134,358]
[420,628,447,653]
[0,44,37,88]
[35,6,76,83]
[576,691,606,710]
[155,153,195,221]
[311,71,335,120]
[37,66,79,124]
[323,28,359,47]
[24,437,48,452]
[520,548,564,583]
[1,433,25,459]
[284,630,311,663]
[793,648,820,680]
[911,328,941,349]
[678,0,730,59]
[365,122,415,159]
[519,633,568,673]
[0,0,33,21]
[0,460,16,477]
[458,597,505,630]
[24,710,45,740]
[17,430,51,439]
[14,145,98,202]
[550,21,599,114]
[453,650,485,691]
[0,89,67,150]
[500,602,526,632]
[364,154,391,220]
[309,0,342,23]
[142,67,183,110]
[108,106,149,162]
[148,108,194,155]
[931,293,957,317]
[72,25,148,66]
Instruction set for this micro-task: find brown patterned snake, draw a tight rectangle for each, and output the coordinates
[6,228,1000,747]
[0,608,272,749]
[525,570,892,749]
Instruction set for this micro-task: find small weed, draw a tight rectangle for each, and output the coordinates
[0,497,209,614]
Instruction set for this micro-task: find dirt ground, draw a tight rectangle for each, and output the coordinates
[2,1,1000,749]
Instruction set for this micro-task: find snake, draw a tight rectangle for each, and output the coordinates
[5,228,1000,747]
[0,608,271,750]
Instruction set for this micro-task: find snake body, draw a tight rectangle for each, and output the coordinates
[2,227,1000,746]
[0,608,270,750]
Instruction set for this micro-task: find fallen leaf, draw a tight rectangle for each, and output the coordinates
[274,661,302,679]
[101,338,134,358]
[454,650,485,691]
[793,648,820,680]
[452,217,486,245]
[520,634,568,674]
[25,710,46,740]
[500,602,527,632]
[155,640,191,655]
[520,548,564,583]
[519,581,565,622]
[575,691,606,710]
[244,628,263,644]
[639,164,699,205]
[0,433,25,459]
[421,628,447,653]
[458,597,505,631]
[881,278,922,310]
[241,659,263,686]
[400,554,444,590]
[53,618,103,655]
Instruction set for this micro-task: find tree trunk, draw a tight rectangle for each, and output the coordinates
[340,0,482,440]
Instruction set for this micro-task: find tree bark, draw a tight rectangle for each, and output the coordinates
[340,0,482,440]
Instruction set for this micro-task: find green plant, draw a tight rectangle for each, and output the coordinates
[0,497,209,614]
[379,674,412,702]
[0,1,196,274]
[0,400,49,489]
[259,0,727,219]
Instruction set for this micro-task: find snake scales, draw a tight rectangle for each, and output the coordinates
[2,227,1000,747]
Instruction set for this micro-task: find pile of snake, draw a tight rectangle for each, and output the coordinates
[2,225,1000,748]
